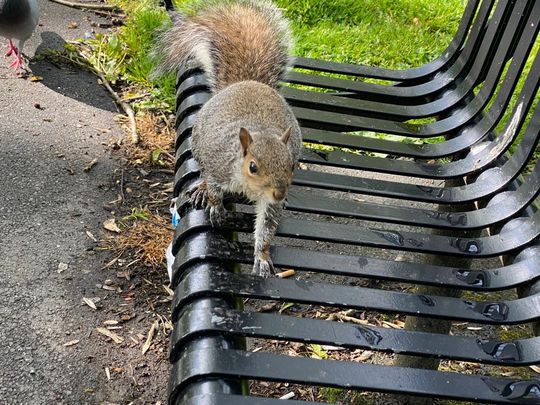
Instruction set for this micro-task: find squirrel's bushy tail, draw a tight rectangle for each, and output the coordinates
[153,0,292,92]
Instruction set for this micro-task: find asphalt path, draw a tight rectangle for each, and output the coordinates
[0,1,166,403]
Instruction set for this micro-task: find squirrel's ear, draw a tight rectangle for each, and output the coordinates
[239,127,253,156]
[280,127,292,145]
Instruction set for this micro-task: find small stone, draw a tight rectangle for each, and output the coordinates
[57,262,68,273]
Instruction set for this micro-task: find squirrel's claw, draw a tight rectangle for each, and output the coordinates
[188,184,208,209]
[252,257,275,278]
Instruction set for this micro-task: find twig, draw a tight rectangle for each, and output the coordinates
[96,71,139,144]
[326,312,370,325]
[119,168,125,204]
[92,9,125,19]
[146,141,175,161]
[48,0,118,11]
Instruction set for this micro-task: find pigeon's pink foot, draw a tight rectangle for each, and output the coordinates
[5,40,17,58]
[9,52,26,75]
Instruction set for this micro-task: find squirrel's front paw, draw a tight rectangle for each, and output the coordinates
[252,256,275,278]
[187,183,208,209]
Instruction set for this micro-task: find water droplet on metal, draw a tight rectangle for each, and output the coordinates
[451,238,482,254]
[417,185,445,199]
[355,326,383,345]
[418,295,435,306]
[477,339,521,361]
[454,270,489,287]
[372,230,404,246]
[465,300,509,321]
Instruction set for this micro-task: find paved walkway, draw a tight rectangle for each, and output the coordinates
[0,1,166,403]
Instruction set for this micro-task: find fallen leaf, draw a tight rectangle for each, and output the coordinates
[279,302,295,314]
[258,302,280,312]
[57,262,68,273]
[356,350,374,362]
[116,270,130,280]
[309,344,328,359]
[321,345,344,351]
[83,158,98,172]
[30,75,43,82]
[530,365,540,374]
[103,320,119,326]
[381,320,403,329]
[103,218,121,233]
[63,339,80,347]
[102,257,118,269]
[142,321,158,355]
[96,327,124,344]
[68,21,78,29]
[85,230,97,242]
[501,371,516,377]
[82,297,97,310]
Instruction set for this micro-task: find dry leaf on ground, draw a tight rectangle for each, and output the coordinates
[142,321,158,355]
[83,158,98,172]
[86,230,98,242]
[63,339,80,347]
[82,297,97,310]
[103,218,121,233]
[96,327,124,344]
[103,320,119,326]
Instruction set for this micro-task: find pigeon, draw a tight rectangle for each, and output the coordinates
[0,0,39,73]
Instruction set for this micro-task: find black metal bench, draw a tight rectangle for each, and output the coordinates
[167,0,540,403]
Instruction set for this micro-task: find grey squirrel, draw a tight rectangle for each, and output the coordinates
[154,0,302,277]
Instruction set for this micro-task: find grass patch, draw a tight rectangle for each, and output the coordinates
[108,207,173,268]
[276,0,465,68]
[89,0,467,111]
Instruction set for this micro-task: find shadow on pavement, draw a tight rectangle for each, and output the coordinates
[29,31,117,113]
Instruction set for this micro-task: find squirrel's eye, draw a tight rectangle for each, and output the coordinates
[249,161,258,174]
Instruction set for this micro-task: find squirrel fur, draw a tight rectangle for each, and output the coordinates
[154,0,302,278]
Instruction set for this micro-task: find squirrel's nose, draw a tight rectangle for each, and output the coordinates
[273,188,286,201]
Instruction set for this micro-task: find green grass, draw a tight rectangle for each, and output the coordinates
[275,0,465,68]
[97,0,466,110]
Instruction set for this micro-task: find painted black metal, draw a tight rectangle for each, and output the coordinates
[167,0,540,403]
[171,305,540,365]
[170,347,540,404]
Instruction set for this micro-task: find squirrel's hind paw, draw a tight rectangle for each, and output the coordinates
[252,257,275,279]
[209,205,226,226]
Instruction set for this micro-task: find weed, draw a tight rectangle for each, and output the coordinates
[123,207,151,221]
